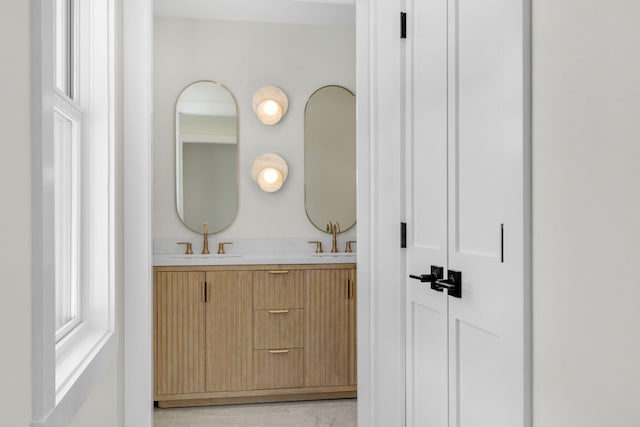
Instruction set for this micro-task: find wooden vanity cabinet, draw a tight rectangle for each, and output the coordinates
[348,268,357,385]
[154,264,356,407]
[154,271,206,396]
[204,271,252,392]
[154,270,253,398]
[252,269,304,390]
[304,269,351,386]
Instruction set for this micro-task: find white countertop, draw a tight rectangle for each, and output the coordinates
[153,251,357,266]
[153,237,358,266]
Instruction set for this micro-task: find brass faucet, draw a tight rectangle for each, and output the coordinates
[202,223,210,254]
[218,241,233,254]
[326,222,341,253]
[345,240,356,253]
[177,241,193,254]
[308,240,323,253]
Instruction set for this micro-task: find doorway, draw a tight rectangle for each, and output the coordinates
[150,1,359,425]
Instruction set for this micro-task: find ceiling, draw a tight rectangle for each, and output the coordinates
[154,0,355,26]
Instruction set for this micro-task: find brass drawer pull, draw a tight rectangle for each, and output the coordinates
[269,270,289,274]
[268,349,289,354]
[268,309,289,314]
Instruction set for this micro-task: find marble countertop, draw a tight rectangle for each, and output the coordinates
[153,237,358,266]
[153,251,357,266]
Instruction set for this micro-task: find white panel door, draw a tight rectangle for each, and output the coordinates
[405,0,529,426]
[404,0,448,425]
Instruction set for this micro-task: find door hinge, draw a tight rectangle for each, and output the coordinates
[401,222,407,248]
[400,11,407,39]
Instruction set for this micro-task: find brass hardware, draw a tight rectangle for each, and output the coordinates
[268,309,290,314]
[202,223,210,254]
[269,270,289,274]
[345,240,356,253]
[203,281,208,303]
[268,349,289,354]
[308,240,323,253]
[217,241,233,254]
[326,222,341,253]
[177,241,193,254]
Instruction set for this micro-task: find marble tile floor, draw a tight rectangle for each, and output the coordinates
[154,399,357,427]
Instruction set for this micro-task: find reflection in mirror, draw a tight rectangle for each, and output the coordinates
[176,81,238,233]
[305,85,356,232]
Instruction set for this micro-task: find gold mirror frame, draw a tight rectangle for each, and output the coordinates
[304,85,356,233]
[175,80,239,233]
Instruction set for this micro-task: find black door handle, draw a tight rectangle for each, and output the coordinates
[409,266,444,292]
[409,274,436,282]
[434,270,462,299]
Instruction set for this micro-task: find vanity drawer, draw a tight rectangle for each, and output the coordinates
[253,309,303,349]
[253,349,304,390]
[253,270,303,309]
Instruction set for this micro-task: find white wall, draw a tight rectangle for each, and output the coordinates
[67,361,120,427]
[533,1,640,426]
[0,1,32,425]
[154,17,356,240]
[0,1,124,426]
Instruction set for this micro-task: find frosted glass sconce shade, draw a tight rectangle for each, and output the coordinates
[252,153,289,192]
[252,86,288,125]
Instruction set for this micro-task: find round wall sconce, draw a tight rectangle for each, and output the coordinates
[252,85,288,125]
[252,153,289,192]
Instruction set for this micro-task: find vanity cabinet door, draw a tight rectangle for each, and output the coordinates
[304,269,351,387]
[348,268,357,386]
[204,271,253,392]
[154,271,206,397]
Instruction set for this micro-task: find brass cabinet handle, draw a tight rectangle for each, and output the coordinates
[268,309,289,314]
[203,281,208,303]
[269,270,289,274]
[268,349,289,354]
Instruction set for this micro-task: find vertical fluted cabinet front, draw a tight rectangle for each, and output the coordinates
[304,269,351,387]
[153,264,357,407]
[348,267,357,385]
[154,271,206,397]
[205,271,253,392]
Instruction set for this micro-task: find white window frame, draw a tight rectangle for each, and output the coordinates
[31,0,117,425]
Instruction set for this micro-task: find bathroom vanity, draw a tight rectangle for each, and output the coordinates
[156,72,358,408]
[153,254,356,408]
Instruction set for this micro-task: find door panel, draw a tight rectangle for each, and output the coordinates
[304,269,350,387]
[348,268,357,385]
[453,320,508,427]
[447,0,526,424]
[154,271,206,396]
[205,271,252,392]
[405,0,448,424]
[407,0,527,424]
[407,300,448,427]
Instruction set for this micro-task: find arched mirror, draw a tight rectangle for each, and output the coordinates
[176,81,238,233]
[304,85,356,232]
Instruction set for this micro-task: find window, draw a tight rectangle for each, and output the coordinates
[53,107,81,342]
[32,0,116,424]
[55,0,75,99]
[53,0,82,343]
